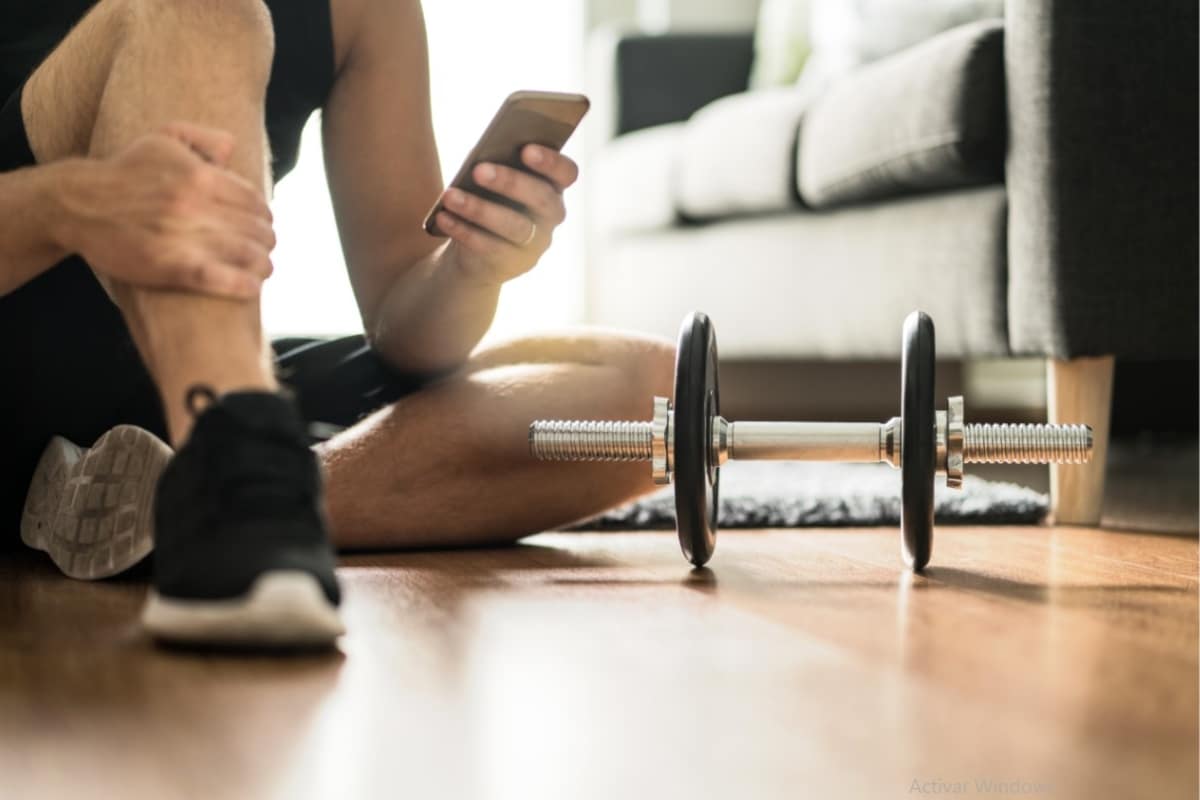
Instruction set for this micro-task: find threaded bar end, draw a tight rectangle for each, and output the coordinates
[963,423,1092,464]
[529,420,654,461]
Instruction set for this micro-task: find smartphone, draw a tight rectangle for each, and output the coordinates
[423,90,590,236]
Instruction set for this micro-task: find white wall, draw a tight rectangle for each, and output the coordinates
[636,0,760,30]
[585,0,637,29]
[264,1,585,341]
[586,0,760,30]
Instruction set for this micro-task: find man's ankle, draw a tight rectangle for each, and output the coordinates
[163,378,278,446]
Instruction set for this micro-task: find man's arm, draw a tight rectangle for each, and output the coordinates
[0,124,275,300]
[321,0,480,373]
[0,161,82,296]
[322,0,578,374]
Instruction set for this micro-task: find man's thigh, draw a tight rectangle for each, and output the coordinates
[461,329,674,394]
[293,329,674,444]
[369,329,676,431]
[20,0,127,164]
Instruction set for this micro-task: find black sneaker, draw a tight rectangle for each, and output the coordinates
[141,388,344,648]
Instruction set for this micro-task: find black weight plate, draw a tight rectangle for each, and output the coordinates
[674,312,720,566]
[901,311,935,571]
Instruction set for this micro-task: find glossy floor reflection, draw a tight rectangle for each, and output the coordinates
[1,525,1196,800]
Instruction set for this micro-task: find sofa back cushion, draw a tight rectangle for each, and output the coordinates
[591,123,685,236]
[797,0,1004,105]
[675,88,811,221]
[797,19,1005,209]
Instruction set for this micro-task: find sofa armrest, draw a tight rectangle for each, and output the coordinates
[587,29,755,142]
[1005,0,1198,358]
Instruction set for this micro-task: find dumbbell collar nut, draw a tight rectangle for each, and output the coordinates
[652,396,671,485]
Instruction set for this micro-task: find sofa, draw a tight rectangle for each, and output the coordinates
[582,0,1197,524]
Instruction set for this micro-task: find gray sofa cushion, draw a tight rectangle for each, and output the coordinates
[591,123,684,236]
[797,19,1005,209]
[675,88,810,221]
[591,185,1009,359]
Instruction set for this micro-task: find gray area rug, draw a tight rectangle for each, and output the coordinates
[571,461,1048,530]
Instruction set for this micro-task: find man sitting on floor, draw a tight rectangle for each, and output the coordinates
[0,0,673,647]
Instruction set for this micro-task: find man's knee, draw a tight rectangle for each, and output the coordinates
[638,338,676,399]
[90,0,276,64]
[605,336,675,420]
[127,0,276,79]
[23,0,276,161]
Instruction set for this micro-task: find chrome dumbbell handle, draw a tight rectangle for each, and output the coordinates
[712,420,889,463]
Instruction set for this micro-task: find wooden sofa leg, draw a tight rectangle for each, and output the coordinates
[1046,355,1115,526]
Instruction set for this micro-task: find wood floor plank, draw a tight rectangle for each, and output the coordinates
[0,525,1196,800]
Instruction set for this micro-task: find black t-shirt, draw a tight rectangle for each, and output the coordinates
[0,0,335,181]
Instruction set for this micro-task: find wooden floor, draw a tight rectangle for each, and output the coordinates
[1,520,1195,800]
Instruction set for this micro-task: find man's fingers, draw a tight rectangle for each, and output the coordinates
[443,189,536,247]
[173,259,264,299]
[207,167,272,219]
[473,163,565,225]
[205,233,274,279]
[521,145,579,190]
[217,207,277,251]
[437,212,517,261]
[161,121,237,167]
[156,123,270,217]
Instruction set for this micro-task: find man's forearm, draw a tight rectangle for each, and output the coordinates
[0,160,81,296]
[369,242,502,373]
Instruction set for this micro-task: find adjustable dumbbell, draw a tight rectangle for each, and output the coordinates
[528,311,1092,571]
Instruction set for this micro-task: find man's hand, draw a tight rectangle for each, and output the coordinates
[57,122,275,299]
[432,144,579,285]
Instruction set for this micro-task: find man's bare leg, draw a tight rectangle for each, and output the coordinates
[22,0,276,444]
[320,331,677,549]
[19,0,342,645]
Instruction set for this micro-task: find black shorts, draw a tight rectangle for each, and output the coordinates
[0,84,430,544]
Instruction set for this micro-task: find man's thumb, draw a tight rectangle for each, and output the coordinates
[161,121,236,167]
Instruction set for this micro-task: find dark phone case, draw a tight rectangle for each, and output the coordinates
[423,92,589,236]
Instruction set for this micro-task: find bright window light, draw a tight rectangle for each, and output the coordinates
[264,1,586,344]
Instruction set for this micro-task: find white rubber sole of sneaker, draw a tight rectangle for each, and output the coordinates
[20,425,172,580]
[141,570,345,648]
